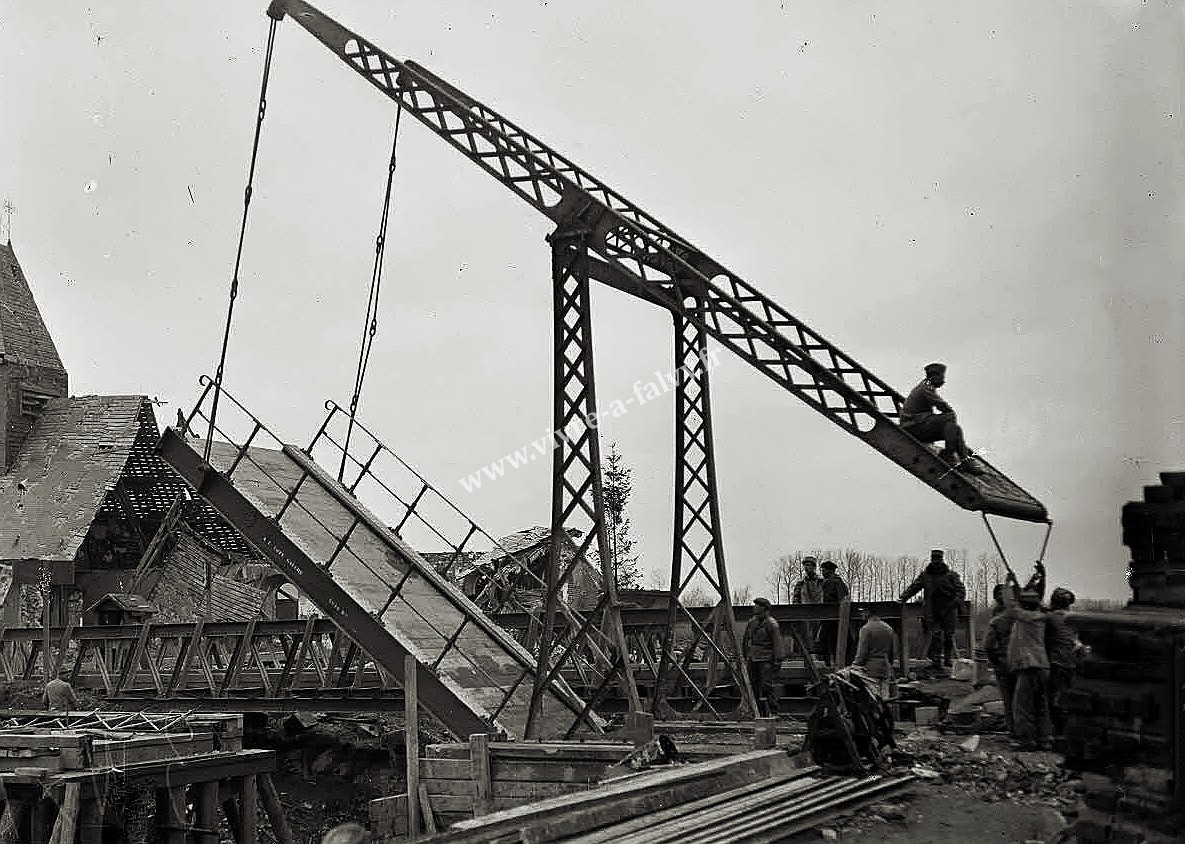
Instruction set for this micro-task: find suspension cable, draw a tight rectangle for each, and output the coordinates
[981,512,1016,581]
[204,19,279,463]
[338,105,404,483]
[981,513,1055,585]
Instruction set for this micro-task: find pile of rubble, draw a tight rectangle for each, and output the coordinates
[894,729,1084,809]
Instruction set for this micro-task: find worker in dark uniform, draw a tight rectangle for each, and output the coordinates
[791,556,824,658]
[818,561,849,666]
[1045,586,1086,737]
[982,584,1018,734]
[742,597,784,716]
[899,550,966,673]
[900,362,983,474]
[791,556,824,605]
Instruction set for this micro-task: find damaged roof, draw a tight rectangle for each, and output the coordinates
[0,395,151,562]
[86,593,157,615]
[489,525,582,560]
[0,244,65,371]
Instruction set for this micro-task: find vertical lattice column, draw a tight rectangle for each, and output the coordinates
[654,308,756,716]
[525,228,640,738]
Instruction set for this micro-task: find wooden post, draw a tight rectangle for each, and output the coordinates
[753,717,777,749]
[196,782,221,844]
[41,563,52,685]
[834,598,851,667]
[624,711,654,747]
[31,797,49,844]
[57,783,81,844]
[898,603,910,678]
[221,792,242,844]
[417,784,437,835]
[257,774,294,844]
[0,801,16,844]
[158,785,187,844]
[240,776,258,844]
[469,733,492,818]
[965,600,977,684]
[405,654,420,840]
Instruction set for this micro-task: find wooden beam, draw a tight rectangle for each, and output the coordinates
[240,776,258,844]
[258,774,294,844]
[195,782,221,843]
[469,733,491,817]
[417,784,438,835]
[405,654,420,840]
[835,598,851,667]
[221,794,242,844]
[159,785,187,844]
[129,492,185,594]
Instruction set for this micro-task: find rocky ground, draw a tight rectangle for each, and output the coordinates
[256,726,1084,843]
[799,729,1080,844]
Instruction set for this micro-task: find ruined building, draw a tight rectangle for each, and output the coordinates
[0,243,283,627]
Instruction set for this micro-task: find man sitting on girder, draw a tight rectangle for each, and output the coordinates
[900,362,983,475]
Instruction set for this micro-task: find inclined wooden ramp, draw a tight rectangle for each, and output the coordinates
[157,427,593,740]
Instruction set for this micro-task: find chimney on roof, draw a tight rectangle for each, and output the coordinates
[0,244,68,471]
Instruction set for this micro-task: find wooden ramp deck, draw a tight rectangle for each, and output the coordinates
[158,427,594,740]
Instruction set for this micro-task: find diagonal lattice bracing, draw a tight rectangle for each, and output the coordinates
[270,0,1047,522]
[652,310,756,717]
[525,229,640,739]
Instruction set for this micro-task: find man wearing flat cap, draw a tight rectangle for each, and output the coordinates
[743,597,784,716]
[900,362,983,475]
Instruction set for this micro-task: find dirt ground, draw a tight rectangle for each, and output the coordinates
[257,724,1083,843]
[809,785,1071,844]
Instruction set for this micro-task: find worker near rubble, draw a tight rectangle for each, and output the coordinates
[899,363,983,475]
[1045,587,1086,738]
[982,584,1019,735]
[898,550,966,673]
[42,673,79,712]
[742,597,784,717]
[817,560,850,666]
[852,605,898,698]
[1002,564,1053,750]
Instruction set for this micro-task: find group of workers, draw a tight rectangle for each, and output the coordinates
[744,550,1085,750]
[982,561,1086,750]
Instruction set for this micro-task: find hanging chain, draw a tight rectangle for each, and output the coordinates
[338,105,404,483]
[204,19,279,463]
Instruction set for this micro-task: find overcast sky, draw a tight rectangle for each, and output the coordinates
[2,1,1181,602]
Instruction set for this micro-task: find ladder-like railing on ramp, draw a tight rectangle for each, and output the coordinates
[159,379,599,739]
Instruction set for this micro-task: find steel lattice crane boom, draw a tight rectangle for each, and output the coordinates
[266,0,1047,523]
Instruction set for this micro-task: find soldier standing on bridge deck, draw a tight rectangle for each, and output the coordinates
[817,561,850,666]
[900,363,983,475]
[899,550,966,673]
[791,556,823,657]
[742,598,784,717]
[791,556,824,605]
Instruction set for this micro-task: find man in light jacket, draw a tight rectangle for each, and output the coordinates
[852,605,898,698]
[1003,568,1053,750]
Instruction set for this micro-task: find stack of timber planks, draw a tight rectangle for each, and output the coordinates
[1062,470,1185,843]
[373,747,912,843]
